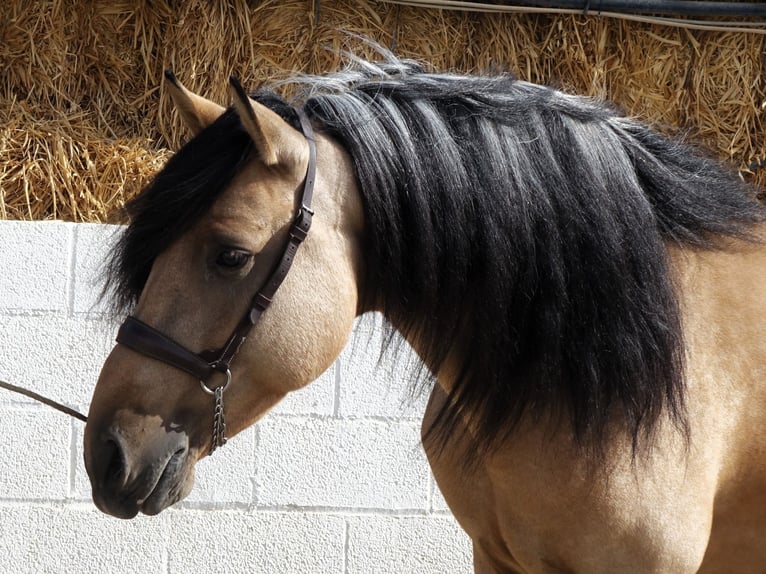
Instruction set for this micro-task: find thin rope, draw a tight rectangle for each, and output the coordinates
[0,379,87,422]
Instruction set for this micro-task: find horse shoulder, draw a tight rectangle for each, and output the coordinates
[424,379,714,573]
[673,233,766,572]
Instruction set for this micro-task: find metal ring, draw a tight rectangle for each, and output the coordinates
[199,368,232,396]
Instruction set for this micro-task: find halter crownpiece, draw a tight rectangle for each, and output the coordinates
[116,107,317,454]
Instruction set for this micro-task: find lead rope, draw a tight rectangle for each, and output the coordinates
[0,378,87,422]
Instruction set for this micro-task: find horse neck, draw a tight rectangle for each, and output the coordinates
[672,226,766,363]
[669,224,766,484]
[315,131,365,256]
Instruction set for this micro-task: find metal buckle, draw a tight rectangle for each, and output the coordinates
[290,205,314,242]
[199,368,232,396]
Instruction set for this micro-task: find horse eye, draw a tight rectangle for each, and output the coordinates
[215,249,251,270]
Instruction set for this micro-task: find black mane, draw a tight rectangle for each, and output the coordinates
[109,55,765,461]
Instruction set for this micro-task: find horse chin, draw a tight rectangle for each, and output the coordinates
[138,451,196,516]
[92,492,140,520]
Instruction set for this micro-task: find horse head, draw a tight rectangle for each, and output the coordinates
[84,73,363,518]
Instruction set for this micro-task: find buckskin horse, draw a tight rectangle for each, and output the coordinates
[84,54,766,572]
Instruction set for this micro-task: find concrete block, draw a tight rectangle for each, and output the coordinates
[0,221,473,574]
[181,425,257,507]
[72,223,122,316]
[0,409,70,499]
[338,314,428,420]
[0,314,114,408]
[271,361,336,416]
[167,510,345,573]
[257,417,430,510]
[347,515,472,574]
[0,505,167,574]
[0,220,73,313]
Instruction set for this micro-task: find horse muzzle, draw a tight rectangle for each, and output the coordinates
[84,411,195,519]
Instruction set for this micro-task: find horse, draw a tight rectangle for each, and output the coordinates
[83,54,766,573]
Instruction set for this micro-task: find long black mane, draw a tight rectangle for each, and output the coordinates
[110,55,765,460]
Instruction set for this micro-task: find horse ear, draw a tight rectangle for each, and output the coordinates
[228,76,304,168]
[164,70,225,135]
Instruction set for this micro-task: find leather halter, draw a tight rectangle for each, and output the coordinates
[115,108,316,445]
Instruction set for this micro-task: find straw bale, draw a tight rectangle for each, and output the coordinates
[1,0,763,222]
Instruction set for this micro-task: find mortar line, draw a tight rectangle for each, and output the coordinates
[161,513,170,574]
[333,356,342,417]
[251,504,437,516]
[252,425,261,506]
[68,416,79,498]
[427,472,434,514]
[343,519,350,574]
[67,223,78,318]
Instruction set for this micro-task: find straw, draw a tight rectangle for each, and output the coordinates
[1,0,763,222]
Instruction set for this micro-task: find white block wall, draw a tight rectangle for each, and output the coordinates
[0,221,472,574]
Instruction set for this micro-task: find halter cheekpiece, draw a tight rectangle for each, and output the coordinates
[115,107,317,454]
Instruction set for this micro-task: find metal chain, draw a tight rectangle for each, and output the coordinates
[210,385,227,455]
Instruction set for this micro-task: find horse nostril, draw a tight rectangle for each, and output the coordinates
[101,436,127,488]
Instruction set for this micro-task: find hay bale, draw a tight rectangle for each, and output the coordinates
[0,0,763,221]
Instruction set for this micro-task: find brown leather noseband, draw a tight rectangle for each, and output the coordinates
[115,108,317,453]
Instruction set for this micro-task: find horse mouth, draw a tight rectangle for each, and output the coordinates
[137,448,192,516]
[84,408,196,519]
[91,447,192,519]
